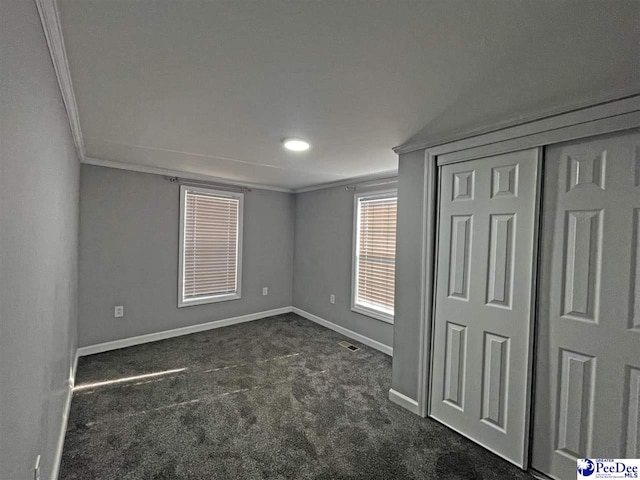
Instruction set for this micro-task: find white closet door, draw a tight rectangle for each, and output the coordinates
[430,148,540,467]
[532,129,640,480]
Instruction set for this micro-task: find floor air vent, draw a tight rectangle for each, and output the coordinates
[339,341,360,351]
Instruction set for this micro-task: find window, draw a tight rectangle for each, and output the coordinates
[178,185,243,307]
[351,190,397,323]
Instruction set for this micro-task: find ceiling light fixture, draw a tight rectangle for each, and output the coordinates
[283,138,310,152]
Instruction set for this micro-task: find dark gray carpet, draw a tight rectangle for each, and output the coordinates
[60,313,534,480]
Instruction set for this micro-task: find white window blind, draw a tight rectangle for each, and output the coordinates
[179,186,243,306]
[353,192,397,322]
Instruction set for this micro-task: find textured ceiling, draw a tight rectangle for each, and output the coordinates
[58,0,640,190]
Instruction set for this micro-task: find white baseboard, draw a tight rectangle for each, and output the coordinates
[51,349,78,480]
[291,307,392,356]
[77,306,293,357]
[388,388,420,415]
[77,306,393,358]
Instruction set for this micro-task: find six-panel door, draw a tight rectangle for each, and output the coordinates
[531,129,640,480]
[430,148,540,467]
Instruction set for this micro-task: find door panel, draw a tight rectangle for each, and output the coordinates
[430,148,541,467]
[532,129,640,480]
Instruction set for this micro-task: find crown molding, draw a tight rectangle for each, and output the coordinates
[394,90,640,155]
[36,0,85,161]
[292,170,398,193]
[84,157,399,195]
[83,157,295,193]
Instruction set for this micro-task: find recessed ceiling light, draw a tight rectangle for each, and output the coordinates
[283,138,310,152]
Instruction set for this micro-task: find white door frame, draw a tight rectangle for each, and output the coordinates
[412,94,640,432]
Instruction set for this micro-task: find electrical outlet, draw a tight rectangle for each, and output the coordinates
[262,287,268,296]
[114,305,124,318]
[34,455,41,480]
[330,294,335,304]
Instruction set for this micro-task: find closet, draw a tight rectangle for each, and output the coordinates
[412,98,640,480]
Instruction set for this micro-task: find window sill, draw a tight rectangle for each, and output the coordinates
[178,292,241,308]
[351,304,394,324]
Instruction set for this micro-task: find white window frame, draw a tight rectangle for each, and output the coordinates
[178,185,244,307]
[351,189,397,324]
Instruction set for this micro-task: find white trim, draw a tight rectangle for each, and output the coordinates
[178,185,244,308]
[416,150,437,418]
[179,292,241,307]
[394,91,640,155]
[78,306,393,358]
[51,350,78,480]
[351,189,398,324]
[83,157,294,193]
[351,304,394,324]
[35,0,85,161]
[72,350,79,383]
[424,152,443,420]
[292,307,393,356]
[520,147,544,469]
[77,307,293,356]
[437,110,640,165]
[51,380,73,480]
[345,177,398,192]
[293,170,398,193]
[388,388,419,415]
[428,95,639,159]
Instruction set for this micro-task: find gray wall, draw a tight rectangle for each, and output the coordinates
[391,151,429,401]
[79,165,294,347]
[293,184,394,349]
[0,1,80,479]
